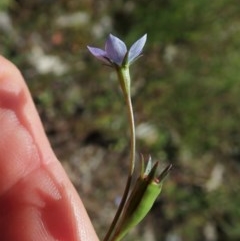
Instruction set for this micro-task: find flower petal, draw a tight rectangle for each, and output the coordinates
[128,34,147,64]
[105,34,127,66]
[87,46,111,64]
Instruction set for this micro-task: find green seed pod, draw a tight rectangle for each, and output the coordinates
[112,158,172,241]
[117,179,162,237]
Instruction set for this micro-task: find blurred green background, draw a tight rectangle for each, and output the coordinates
[1,0,240,240]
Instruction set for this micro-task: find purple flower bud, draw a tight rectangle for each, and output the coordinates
[87,33,147,67]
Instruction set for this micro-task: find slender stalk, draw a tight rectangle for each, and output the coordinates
[125,95,136,176]
[116,66,136,176]
[103,67,136,241]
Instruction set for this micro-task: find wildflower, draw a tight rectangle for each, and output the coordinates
[87,33,147,67]
[87,34,172,241]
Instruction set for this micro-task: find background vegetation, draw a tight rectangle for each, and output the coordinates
[1,0,240,240]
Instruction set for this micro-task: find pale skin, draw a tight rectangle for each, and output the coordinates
[0,56,99,241]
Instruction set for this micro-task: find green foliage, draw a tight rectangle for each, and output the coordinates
[0,0,13,10]
[122,0,240,44]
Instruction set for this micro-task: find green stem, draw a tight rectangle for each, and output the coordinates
[103,66,136,241]
[125,95,136,176]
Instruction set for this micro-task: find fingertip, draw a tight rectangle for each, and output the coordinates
[0,56,100,241]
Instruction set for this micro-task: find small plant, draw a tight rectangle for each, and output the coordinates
[88,34,172,241]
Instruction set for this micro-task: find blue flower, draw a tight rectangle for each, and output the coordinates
[87,33,147,67]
